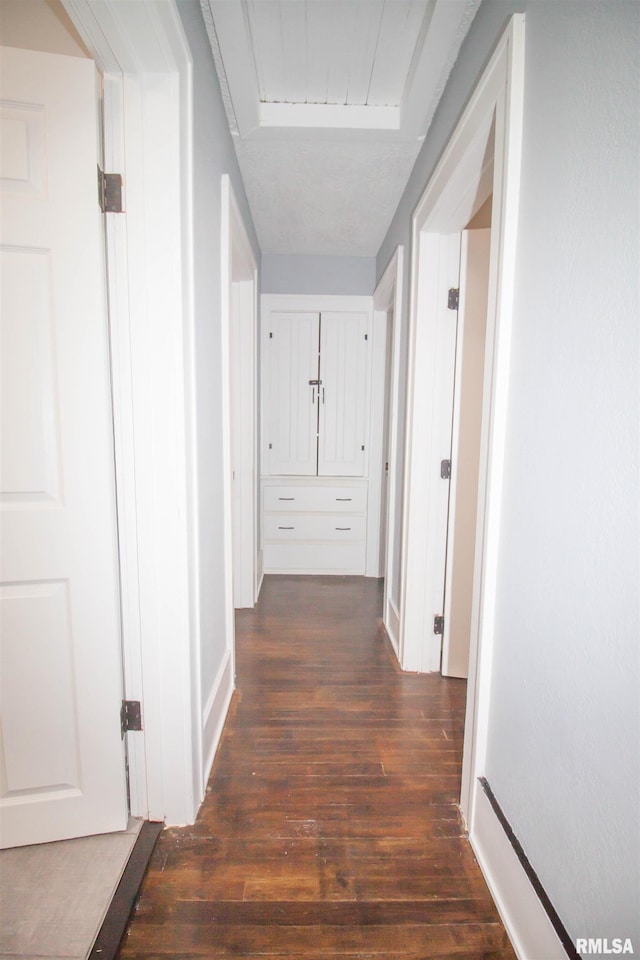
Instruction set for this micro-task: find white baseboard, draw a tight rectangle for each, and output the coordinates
[201,649,234,794]
[470,780,569,960]
[384,598,400,658]
[256,548,264,601]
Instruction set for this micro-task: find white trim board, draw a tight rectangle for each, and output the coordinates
[222,174,259,614]
[262,294,372,314]
[64,0,202,825]
[385,598,401,660]
[396,22,540,957]
[471,781,568,960]
[201,649,234,788]
[399,12,526,833]
[370,247,404,615]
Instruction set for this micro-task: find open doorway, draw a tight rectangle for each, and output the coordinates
[221,175,259,613]
[370,247,404,656]
[442,197,492,679]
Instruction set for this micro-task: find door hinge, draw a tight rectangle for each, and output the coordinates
[98,166,123,213]
[440,459,451,479]
[447,288,459,310]
[121,699,142,737]
[434,615,445,635]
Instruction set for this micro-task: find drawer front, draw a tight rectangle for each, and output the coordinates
[264,514,366,541]
[264,484,367,513]
[264,541,366,575]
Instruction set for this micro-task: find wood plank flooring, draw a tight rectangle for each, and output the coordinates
[117,576,516,959]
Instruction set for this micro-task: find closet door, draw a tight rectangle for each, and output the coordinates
[318,311,368,477]
[266,312,319,476]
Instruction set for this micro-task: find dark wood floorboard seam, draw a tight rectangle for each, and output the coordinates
[90,820,163,960]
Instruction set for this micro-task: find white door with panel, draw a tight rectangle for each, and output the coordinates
[0,47,128,847]
[442,229,491,678]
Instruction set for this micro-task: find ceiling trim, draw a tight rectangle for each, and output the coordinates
[401,0,482,139]
[261,102,399,132]
[200,0,258,135]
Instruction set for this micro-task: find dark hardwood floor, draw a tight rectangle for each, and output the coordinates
[117,575,516,958]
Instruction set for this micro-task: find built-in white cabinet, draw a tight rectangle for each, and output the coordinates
[263,303,369,477]
[262,478,368,574]
[261,295,374,575]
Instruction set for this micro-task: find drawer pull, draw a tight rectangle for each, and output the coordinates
[278,497,295,500]
[335,526,352,531]
[278,525,295,530]
[335,497,352,501]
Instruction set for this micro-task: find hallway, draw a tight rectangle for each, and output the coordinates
[117,576,515,958]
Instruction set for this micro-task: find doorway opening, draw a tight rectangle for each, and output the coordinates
[442,196,492,680]
[222,175,259,613]
[371,246,404,656]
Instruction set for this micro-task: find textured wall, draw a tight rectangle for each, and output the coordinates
[176,0,261,722]
[262,255,376,296]
[484,1,639,943]
[379,0,639,943]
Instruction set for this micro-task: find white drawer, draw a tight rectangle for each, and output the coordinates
[264,541,366,574]
[264,484,367,513]
[264,513,366,541]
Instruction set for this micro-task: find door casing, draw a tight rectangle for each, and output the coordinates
[64,0,202,825]
[221,173,259,611]
[399,15,525,828]
[370,247,404,647]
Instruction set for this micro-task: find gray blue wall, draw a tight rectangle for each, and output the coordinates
[262,254,376,295]
[177,0,261,752]
[379,0,639,944]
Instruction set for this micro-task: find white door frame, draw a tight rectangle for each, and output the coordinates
[399,15,525,825]
[221,174,259,611]
[369,247,404,654]
[64,0,202,825]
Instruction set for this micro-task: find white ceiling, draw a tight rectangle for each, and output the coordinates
[200,0,481,256]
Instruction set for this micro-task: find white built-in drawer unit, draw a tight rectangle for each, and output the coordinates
[264,484,367,514]
[262,478,368,574]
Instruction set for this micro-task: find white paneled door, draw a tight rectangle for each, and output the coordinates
[266,312,320,476]
[0,47,128,847]
[318,312,368,477]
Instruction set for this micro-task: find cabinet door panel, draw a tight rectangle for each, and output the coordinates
[318,312,368,477]
[266,312,319,475]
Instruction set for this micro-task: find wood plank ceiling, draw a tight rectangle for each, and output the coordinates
[200,0,481,256]
[247,1,430,108]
